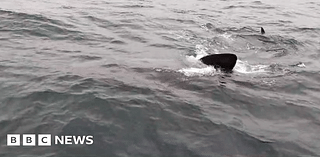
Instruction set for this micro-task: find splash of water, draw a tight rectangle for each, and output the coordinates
[234,60,269,74]
[178,44,270,76]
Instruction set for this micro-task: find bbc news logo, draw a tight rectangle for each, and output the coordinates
[7,134,93,146]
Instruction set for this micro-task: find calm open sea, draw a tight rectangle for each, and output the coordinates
[0,0,320,156]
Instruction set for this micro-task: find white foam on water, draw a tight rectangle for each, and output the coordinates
[178,66,217,77]
[183,45,209,66]
[219,33,234,41]
[194,44,209,59]
[179,56,270,76]
[234,60,269,74]
[178,44,219,76]
[297,62,306,68]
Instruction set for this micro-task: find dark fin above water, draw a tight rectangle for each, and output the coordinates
[200,53,237,72]
[261,27,265,34]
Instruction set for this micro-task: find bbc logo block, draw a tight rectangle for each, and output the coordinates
[38,134,51,146]
[7,134,51,146]
[23,134,36,146]
[7,134,20,146]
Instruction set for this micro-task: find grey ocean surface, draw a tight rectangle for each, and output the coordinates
[0,0,320,156]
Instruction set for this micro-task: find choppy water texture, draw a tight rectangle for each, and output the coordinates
[0,0,320,156]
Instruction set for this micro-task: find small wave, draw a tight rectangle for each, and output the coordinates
[115,4,154,9]
[224,5,275,10]
[71,55,102,62]
[119,34,148,43]
[0,9,85,40]
[290,27,320,33]
[0,9,72,27]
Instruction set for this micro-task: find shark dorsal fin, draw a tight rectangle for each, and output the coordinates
[261,27,265,34]
[200,53,237,72]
